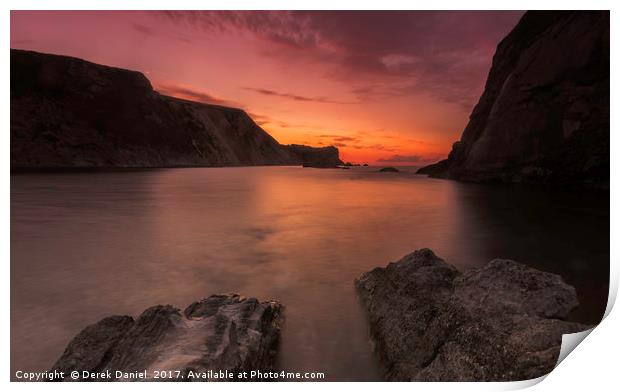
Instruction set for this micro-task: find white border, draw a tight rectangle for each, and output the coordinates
[3,1,618,391]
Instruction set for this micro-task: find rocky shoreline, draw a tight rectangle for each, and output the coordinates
[355,249,590,381]
[50,294,283,381]
[48,251,590,382]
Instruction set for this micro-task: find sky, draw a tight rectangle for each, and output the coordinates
[10,10,524,165]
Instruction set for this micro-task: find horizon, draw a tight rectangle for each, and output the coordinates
[10,10,524,165]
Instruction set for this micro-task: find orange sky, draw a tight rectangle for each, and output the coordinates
[10,11,523,165]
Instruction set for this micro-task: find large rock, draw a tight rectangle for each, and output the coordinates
[283,144,343,168]
[10,49,341,169]
[355,249,590,381]
[417,11,609,188]
[50,294,283,381]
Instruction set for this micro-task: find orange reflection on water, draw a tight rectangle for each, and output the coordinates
[11,167,608,380]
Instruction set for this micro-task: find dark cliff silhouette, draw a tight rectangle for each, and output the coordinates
[10,49,342,169]
[418,11,609,188]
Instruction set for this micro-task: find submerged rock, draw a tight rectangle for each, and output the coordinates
[378,167,399,173]
[50,294,283,381]
[355,249,590,381]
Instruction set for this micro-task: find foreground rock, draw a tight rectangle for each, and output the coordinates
[355,249,590,381]
[50,294,283,381]
[11,49,341,169]
[417,11,609,188]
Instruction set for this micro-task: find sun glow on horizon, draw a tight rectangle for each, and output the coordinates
[10,10,524,164]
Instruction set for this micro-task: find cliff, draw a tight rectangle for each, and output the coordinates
[417,11,609,188]
[10,49,342,169]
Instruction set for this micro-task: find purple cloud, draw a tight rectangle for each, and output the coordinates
[244,87,351,104]
[155,84,238,107]
[157,11,524,111]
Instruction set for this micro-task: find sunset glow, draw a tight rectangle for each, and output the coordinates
[10,10,523,164]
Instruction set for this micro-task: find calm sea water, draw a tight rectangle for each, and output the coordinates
[10,166,609,380]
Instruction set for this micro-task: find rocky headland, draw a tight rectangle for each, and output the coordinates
[49,294,283,381]
[355,249,590,381]
[417,11,609,188]
[11,49,342,169]
[285,144,343,168]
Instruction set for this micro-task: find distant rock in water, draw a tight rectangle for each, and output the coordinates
[417,11,609,188]
[50,294,283,381]
[284,144,343,168]
[379,167,399,173]
[10,49,341,169]
[355,249,590,381]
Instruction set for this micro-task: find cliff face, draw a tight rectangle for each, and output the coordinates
[418,11,609,188]
[10,49,342,169]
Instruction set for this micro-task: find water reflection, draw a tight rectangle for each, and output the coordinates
[11,167,608,380]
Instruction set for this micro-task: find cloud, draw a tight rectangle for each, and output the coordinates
[155,84,315,138]
[314,133,404,152]
[252,116,320,130]
[131,23,154,35]
[333,136,358,142]
[157,11,523,110]
[131,22,193,44]
[377,154,423,163]
[317,133,362,145]
[155,83,238,107]
[380,54,418,72]
[246,112,273,126]
[10,38,36,46]
[244,87,351,104]
[158,11,321,50]
[349,143,397,152]
[318,134,358,140]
